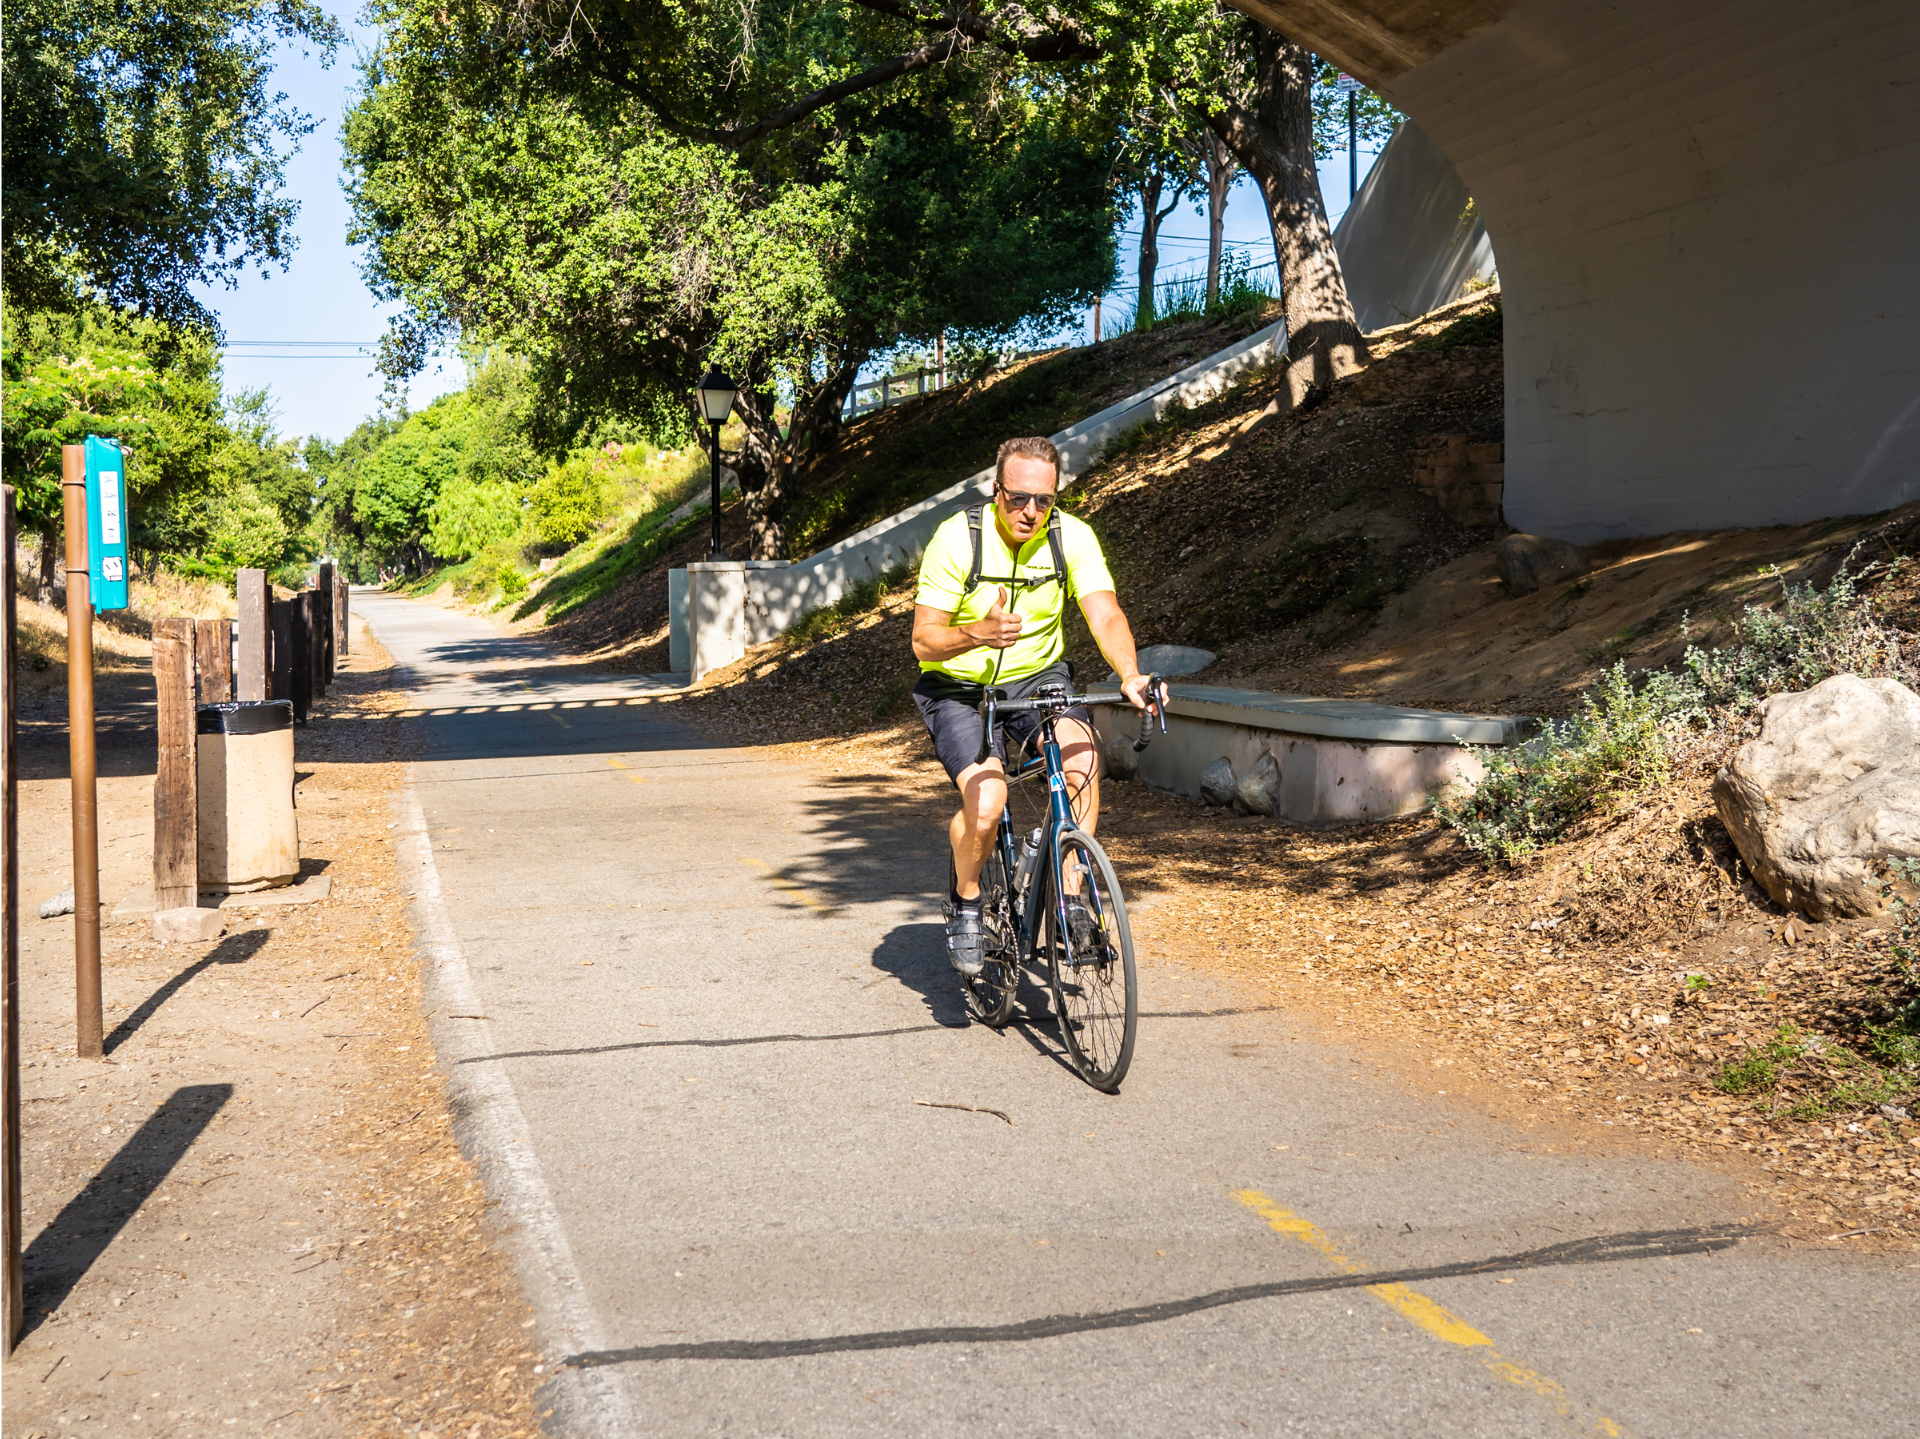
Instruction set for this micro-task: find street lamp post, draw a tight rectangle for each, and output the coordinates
[694,368,738,560]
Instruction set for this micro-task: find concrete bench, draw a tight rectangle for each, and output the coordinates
[1091,684,1536,827]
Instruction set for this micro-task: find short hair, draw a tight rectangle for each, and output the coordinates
[995,436,1060,488]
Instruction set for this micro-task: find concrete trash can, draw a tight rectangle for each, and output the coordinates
[197,700,299,892]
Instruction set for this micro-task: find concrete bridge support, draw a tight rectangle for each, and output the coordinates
[1231,0,1920,543]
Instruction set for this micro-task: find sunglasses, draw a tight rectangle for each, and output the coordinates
[996,486,1055,513]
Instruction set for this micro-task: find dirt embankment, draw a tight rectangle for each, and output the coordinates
[4,626,546,1437]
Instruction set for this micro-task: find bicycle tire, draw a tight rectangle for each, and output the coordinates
[949,852,1017,1028]
[1041,831,1137,1091]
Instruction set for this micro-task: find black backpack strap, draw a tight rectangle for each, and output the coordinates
[964,503,985,594]
[1047,510,1073,600]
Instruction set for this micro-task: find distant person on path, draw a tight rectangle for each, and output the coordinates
[910,435,1161,976]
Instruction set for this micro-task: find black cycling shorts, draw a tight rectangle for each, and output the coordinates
[912,661,1093,785]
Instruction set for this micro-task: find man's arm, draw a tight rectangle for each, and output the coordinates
[1078,590,1160,709]
[912,588,1022,663]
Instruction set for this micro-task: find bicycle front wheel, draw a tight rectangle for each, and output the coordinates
[1042,831,1138,1091]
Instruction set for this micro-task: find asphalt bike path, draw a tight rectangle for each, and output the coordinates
[355,591,1915,1438]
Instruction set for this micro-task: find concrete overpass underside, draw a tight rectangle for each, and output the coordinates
[1230,0,1920,543]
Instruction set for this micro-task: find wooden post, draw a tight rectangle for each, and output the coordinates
[1093,295,1102,346]
[334,570,349,659]
[151,618,198,914]
[62,448,102,1060]
[290,594,313,724]
[936,330,946,389]
[315,563,335,686]
[195,618,233,703]
[271,597,294,711]
[916,366,925,397]
[236,569,270,701]
[2,484,23,1352]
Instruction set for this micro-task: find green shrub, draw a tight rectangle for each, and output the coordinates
[1416,301,1502,351]
[1435,663,1705,863]
[527,455,611,549]
[1439,553,1913,864]
[1715,1025,1805,1095]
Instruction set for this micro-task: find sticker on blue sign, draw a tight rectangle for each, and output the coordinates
[84,434,131,612]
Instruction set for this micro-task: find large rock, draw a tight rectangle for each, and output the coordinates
[1712,675,1920,920]
[1497,534,1589,596]
[1233,752,1281,816]
[1200,757,1236,807]
[1102,730,1140,782]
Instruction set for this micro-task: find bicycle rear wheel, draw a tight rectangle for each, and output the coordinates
[1042,831,1137,1091]
[950,851,1017,1028]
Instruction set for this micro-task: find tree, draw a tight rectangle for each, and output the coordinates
[345,0,1115,559]
[2,0,342,331]
[1197,17,1368,398]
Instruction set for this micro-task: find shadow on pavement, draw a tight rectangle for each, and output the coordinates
[21,1083,234,1333]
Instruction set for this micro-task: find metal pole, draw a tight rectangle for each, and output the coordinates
[61,447,102,1060]
[1349,91,1358,201]
[708,419,725,560]
[3,482,23,1350]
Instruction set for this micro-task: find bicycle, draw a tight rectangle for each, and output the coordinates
[948,677,1166,1092]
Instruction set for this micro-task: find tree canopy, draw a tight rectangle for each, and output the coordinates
[345,0,1118,556]
[2,0,343,331]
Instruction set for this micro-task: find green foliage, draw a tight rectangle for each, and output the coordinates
[1682,555,1909,713]
[527,456,612,550]
[3,0,342,328]
[1112,252,1272,333]
[1714,1025,1806,1095]
[783,563,911,648]
[1416,300,1503,350]
[1438,554,1914,864]
[1684,973,1712,995]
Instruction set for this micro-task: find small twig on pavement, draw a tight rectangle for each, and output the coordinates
[197,1173,238,1187]
[449,1014,489,1020]
[385,1107,426,1133]
[41,1354,66,1382]
[1825,1227,1883,1241]
[916,1099,1014,1125]
[324,1032,382,1039]
[300,994,331,1018]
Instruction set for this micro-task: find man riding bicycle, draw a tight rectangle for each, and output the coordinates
[911,435,1160,978]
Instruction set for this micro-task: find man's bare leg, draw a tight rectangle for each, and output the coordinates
[949,759,1008,901]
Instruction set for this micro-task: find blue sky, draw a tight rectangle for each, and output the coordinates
[201,6,1384,444]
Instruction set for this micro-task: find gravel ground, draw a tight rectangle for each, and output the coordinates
[4,621,546,1438]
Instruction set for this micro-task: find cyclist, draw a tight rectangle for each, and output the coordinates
[910,435,1160,977]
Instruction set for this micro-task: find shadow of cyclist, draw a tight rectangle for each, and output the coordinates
[869,921,972,1029]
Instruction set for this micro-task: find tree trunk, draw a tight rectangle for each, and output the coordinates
[1135,170,1164,331]
[733,351,865,562]
[1206,22,1368,402]
[1204,131,1237,309]
[37,527,58,603]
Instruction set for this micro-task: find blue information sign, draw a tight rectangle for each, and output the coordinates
[84,435,131,611]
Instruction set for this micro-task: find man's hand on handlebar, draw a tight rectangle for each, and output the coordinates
[964,587,1023,651]
[1119,672,1168,711]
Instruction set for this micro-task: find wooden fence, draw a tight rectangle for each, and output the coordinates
[842,346,1061,419]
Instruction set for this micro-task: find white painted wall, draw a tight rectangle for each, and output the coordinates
[1384,0,1920,543]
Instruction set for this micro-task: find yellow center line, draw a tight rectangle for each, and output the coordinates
[739,856,840,918]
[606,758,645,785]
[1231,1190,1630,1438]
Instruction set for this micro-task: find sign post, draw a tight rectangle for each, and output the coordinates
[62,448,103,1059]
[84,437,131,612]
[1336,73,1362,201]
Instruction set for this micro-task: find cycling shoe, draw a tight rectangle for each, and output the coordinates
[946,903,986,977]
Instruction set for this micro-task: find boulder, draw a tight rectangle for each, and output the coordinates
[1233,752,1281,816]
[1711,674,1920,920]
[1200,757,1236,807]
[1497,534,1590,597]
[37,886,74,919]
[1103,730,1140,782]
[1107,644,1216,683]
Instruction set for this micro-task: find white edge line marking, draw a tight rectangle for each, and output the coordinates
[399,774,645,1436]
